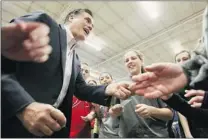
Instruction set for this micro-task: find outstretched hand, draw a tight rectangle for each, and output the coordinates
[2,21,52,63]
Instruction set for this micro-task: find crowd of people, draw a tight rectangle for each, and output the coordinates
[1,5,208,138]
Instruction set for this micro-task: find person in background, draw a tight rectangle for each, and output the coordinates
[87,79,99,138]
[175,50,191,64]
[97,72,121,138]
[175,48,208,138]
[110,50,173,138]
[70,63,96,138]
[81,63,91,81]
[174,50,193,138]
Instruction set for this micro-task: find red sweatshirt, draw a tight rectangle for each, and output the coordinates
[69,96,93,138]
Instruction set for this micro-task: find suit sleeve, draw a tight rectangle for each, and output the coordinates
[202,91,208,109]
[1,12,52,120]
[163,94,208,127]
[74,71,111,106]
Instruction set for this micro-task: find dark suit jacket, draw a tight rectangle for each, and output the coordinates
[1,11,111,138]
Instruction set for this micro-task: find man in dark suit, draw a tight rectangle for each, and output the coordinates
[1,9,132,138]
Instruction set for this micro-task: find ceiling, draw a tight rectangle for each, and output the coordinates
[2,1,208,81]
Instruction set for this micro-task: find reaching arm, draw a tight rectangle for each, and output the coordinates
[178,112,192,138]
[164,94,208,127]
[2,12,53,121]
[150,107,173,121]
[74,70,111,106]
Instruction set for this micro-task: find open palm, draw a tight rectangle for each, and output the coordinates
[131,63,188,99]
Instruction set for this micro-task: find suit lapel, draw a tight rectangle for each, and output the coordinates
[59,24,67,73]
[69,50,78,86]
[59,24,80,84]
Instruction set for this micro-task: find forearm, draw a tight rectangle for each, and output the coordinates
[150,107,173,121]
[164,94,208,127]
[75,72,111,106]
[178,112,192,137]
[2,74,35,120]
[88,110,96,119]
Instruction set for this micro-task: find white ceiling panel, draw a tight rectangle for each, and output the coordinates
[126,13,152,39]
[82,1,104,13]
[107,1,133,19]
[114,21,141,45]
[102,28,130,48]
[192,1,208,13]
[96,4,121,25]
[3,2,27,17]
[93,15,109,33]
[171,2,194,21]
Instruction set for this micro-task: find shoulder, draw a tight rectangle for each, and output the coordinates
[10,11,59,28]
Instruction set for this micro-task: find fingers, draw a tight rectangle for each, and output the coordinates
[119,86,132,97]
[188,96,203,105]
[131,81,151,93]
[144,90,163,99]
[16,21,27,32]
[132,72,151,82]
[134,86,159,99]
[30,129,44,137]
[28,45,52,60]
[50,109,66,128]
[191,102,202,108]
[110,105,123,117]
[131,72,157,91]
[28,23,50,41]
[117,89,127,100]
[145,63,167,72]
[23,36,50,50]
[80,116,88,122]
[44,117,61,132]
[112,104,123,112]
[185,90,205,98]
[32,36,50,49]
[39,124,53,136]
[135,107,145,114]
[22,38,52,63]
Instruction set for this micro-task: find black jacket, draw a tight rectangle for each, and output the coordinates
[1,12,111,138]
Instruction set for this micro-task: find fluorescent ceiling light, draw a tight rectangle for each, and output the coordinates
[84,32,106,51]
[139,1,160,19]
[169,41,184,54]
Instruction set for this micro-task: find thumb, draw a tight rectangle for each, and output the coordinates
[145,63,166,72]
[80,116,86,121]
[50,108,66,127]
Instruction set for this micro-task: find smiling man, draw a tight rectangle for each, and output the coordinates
[2,9,133,138]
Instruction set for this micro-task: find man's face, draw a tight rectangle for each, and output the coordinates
[176,52,190,65]
[81,64,90,80]
[69,12,94,41]
[99,73,113,85]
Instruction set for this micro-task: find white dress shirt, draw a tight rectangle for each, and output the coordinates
[53,25,76,108]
